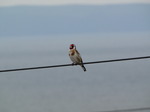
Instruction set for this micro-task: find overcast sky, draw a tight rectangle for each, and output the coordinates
[0,0,150,6]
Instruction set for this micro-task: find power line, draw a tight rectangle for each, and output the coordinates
[98,107,150,112]
[0,56,150,73]
[84,56,150,65]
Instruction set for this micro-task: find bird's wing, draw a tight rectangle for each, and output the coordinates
[75,49,83,63]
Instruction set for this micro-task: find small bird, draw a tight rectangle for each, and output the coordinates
[69,44,86,71]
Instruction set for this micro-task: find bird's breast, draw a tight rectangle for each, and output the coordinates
[69,50,75,56]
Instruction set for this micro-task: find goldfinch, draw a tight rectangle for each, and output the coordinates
[69,44,86,72]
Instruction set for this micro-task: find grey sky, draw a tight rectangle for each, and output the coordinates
[0,2,150,112]
[0,0,150,6]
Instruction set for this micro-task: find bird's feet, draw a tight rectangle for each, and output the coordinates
[72,63,77,66]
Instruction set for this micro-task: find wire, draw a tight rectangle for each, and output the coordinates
[0,56,150,73]
[98,107,150,112]
[84,56,150,65]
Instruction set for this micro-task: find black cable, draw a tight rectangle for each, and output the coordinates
[84,56,150,65]
[0,56,150,73]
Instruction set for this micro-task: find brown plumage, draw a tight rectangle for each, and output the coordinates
[69,44,86,72]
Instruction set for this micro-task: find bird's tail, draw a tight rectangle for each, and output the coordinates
[80,64,86,72]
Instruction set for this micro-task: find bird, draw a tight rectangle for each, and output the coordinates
[69,44,86,71]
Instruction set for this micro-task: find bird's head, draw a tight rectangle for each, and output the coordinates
[69,44,76,49]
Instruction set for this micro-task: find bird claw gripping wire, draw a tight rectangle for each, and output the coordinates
[72,63,77,66]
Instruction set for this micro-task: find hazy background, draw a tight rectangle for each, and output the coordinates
[0,1,150,112]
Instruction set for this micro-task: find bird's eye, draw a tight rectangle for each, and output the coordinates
[70,46,73,49]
